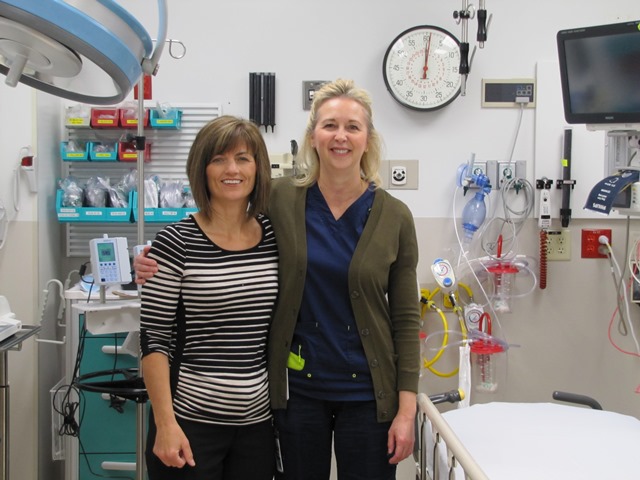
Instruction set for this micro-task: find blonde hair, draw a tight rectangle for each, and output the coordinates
[295,78,383,188]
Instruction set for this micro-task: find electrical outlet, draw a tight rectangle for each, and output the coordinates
[581,228,612,258]
[546,229,571,261]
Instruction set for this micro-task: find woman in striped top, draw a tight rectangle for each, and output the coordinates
[140,115,278,480]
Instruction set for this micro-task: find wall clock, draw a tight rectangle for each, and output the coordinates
[383,25,462,111]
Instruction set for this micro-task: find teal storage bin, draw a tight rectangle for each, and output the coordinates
[149,108,182,129]
[55,190,133,223]
[60,141,89,161]
[89,142,118,161]
[132,191,195,223]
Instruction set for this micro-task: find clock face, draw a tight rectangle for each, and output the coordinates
[383,25,462,111]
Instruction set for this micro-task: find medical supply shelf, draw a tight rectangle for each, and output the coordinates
[62,287,143,480]
[60,103,221,257]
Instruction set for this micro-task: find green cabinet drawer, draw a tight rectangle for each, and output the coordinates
[79,452,141,479]
[79,336,138,375]
[79,391,141,453]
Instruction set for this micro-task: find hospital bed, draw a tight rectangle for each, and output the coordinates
[415,392,640,480]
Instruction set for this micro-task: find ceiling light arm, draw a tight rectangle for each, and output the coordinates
[142,0,168,76]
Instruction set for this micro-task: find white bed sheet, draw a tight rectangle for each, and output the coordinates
[427,402,640,480]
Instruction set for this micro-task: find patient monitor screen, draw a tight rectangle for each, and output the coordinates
[563,30,640,117]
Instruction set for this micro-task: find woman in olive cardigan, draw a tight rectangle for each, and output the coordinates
[267,175,420,423]
[268,79,420,480]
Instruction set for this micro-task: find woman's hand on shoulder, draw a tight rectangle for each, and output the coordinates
[133,245,158,285]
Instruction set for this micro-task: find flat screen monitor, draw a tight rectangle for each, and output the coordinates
[557,20,640,127]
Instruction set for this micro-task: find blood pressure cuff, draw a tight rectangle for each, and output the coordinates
[584,170,640,215]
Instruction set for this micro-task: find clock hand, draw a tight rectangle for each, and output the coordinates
[422,33,432,80]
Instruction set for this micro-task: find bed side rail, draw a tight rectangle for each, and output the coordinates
[415,392,490,480]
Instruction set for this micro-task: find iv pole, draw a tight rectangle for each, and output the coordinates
[135,77,147,480]
[132,6,170,477]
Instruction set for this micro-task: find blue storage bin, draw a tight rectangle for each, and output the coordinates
[132,191,195,222]
[60,141,89,161]
[149,108,182,129]
[89,142,118,162]
[55,190,133,223]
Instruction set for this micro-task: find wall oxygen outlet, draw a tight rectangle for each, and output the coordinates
[466,161,496,189]
[486,160,525,189]
[498,160,526,187]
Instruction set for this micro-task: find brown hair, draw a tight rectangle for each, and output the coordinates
[186,115,271,220]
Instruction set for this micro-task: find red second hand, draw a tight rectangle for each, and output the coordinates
[422,33,432,80]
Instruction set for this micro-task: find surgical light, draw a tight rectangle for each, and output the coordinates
[0,0,167,105]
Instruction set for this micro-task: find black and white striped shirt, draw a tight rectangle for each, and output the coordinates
[140,214,278,425]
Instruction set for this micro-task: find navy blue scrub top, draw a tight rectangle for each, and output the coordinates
[288,183,375,401]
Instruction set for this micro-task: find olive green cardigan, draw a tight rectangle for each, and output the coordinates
[267,178,420,422]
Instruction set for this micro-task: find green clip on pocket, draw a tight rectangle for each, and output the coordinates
[287,347,305,371]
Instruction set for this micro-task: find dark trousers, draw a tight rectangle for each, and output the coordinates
[273,392,396,480]
[146,413,275,480]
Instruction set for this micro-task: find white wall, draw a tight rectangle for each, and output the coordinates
[0,1,639,479]
[0,82,38,480]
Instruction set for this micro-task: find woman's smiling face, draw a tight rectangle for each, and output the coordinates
[311,97,369,176]
[205,142,256,205]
